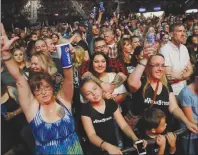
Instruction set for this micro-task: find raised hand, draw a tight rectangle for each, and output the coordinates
[1,23,19,53]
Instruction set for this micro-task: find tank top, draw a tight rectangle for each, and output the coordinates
[29,99,83,154]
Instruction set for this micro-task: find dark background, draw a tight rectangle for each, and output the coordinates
[1,0,197,30]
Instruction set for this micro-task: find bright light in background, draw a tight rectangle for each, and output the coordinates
[139,8,146,12]
[136,11,164,18]
[24,1,31,8]
[54,13,59,16]
[185,9,198,14]
[153,7,161,11]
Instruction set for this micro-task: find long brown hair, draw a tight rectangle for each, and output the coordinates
[119,38,131,64]
[143,54,169,97]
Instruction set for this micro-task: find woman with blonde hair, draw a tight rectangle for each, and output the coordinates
[73,46,86,72]
[1,23,83,154]
[12,48,30,79]
[72,46,86,119]
[127,47,198,133]
[30,52,63,95]
[12,48,28,68]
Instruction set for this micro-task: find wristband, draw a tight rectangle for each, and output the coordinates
[138,62,146,67]
[100,140,105,149]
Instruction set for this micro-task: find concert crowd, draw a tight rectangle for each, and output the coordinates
[1,5,198,155]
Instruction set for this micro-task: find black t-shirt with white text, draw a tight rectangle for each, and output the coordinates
[81,99,118,155]
[131,78,173,128]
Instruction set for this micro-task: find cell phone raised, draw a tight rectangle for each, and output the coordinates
[99,2,105,12]
[135,140,146,155]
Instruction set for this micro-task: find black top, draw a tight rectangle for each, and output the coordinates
[2,93,19,113]
[81,99,118,155]
[131,78,173,129]
[124,61,136,74]
[52,57,64,76]
[77,40,89,51]
[188,47,198,66]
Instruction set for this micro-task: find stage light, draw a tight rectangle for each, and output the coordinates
[139,8,146,12]
[153,7,161,11]
[54,13,59,16]
[185,9,198,14]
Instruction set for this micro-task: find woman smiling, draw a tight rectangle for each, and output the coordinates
[0,24,83,154]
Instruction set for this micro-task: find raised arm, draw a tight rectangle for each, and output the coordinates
[1,23,36,122]
[57,66,73,108]
[96,9,104,25]
[128,46,159,92]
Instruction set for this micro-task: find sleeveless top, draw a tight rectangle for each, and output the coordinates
[29,99,83,154]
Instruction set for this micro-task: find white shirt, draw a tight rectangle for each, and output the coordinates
[160,42,190,95]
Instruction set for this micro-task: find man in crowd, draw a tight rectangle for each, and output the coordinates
[103,28,119,59]
[160,23,193,96]
[72,30,90,60]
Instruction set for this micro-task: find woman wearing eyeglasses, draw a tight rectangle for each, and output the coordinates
[127,47,198,133]
[30,52,63,95]
[0,24,83,154]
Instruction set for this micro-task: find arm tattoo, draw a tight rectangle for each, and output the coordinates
[81,72,102,84]
[111,73,125,88]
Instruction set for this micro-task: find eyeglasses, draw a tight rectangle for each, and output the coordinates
[149,64,166,69]
[34,85,52,95]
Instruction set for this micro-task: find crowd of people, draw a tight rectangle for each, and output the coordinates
[1,7,198,155]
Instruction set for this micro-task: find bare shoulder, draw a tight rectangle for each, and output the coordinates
[56,93,72,110]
